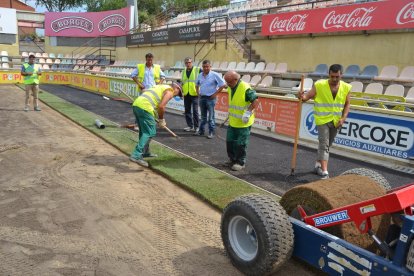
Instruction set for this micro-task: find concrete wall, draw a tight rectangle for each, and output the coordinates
[1,41,19,56]
[253,31,414,72]
[116,41,244,67]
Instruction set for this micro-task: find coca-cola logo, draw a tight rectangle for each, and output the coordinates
[269,14,308,33]
[323,7,376,29]
[396,2,414,25]
[51,16,93,32]
[98,14,126,32]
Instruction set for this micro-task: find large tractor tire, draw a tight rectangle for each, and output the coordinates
[280,172,391,252]
[221,194,294,276]
[341,167,392,191]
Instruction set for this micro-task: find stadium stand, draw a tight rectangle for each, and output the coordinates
[250,75,262,86]
[227,61,237,71]
[241,74,251,83]
[406,87,414,103]
[384,84,405,97]
[349,81,364,92]
[374,65,399,81]
[291,77,313,92]
[274,63,288,74]
[308,63,328,78]
[358,65,379,80]
[364,82,383,95]
[257,75,273,88]
[263,62,276,74]
[394,66,414,83]
[342,64,360,79]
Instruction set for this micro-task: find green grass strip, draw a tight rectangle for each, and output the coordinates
[32,88,272,210]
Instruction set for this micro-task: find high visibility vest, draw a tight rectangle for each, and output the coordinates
[23,63,41,85]
[137,64,161,91]
[133,84,171,116]
[313,80,351,127]
[228,81,255,128]
[181,66,199,96]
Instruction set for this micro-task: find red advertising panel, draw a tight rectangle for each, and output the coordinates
[262,0,414,36]
[45,7,130,37]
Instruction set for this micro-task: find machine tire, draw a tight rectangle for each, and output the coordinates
[221,194,294,276]
[341,168,391,191]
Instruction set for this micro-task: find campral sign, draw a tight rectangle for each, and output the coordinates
[300,104,414,162]
[262,0,414,36]
[45,7,131,37]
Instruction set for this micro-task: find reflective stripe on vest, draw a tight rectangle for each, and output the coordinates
[228,81,255,128]
[181,66,199,96]
[313,80,351,126]
[23,63,41,85]
[133,85,170,116]
[137,64,161,91]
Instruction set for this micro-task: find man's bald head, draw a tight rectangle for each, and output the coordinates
[224,71,240,88]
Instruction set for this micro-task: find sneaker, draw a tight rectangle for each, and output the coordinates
[129,156,149,167]
[315,167,323,176]
[231,163,245,171]
[314,163,321,174]
[143,153,158,158]
[24,106,29,112]
[183,126,194,132]
[207,133,214,139]
[194,127,199,133]
[320,171,329,179]
[34,107,41,111]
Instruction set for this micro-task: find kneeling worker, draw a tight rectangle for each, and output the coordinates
[129,82,183,167]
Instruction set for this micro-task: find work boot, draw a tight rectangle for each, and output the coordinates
[143,153,158,158]
[231,163,245,171]
[129,156,149,167]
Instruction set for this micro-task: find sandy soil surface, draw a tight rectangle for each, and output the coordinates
[0,85,317,275]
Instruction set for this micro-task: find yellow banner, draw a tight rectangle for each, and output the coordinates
[0,71,23,84]
[41,72,70,85]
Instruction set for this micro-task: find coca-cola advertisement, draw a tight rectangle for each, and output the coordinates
[262,0,414,36]
[45,7,132,37]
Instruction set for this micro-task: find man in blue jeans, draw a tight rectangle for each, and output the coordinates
[195,60,226,139]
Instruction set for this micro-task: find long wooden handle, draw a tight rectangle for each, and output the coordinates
[163,125,178,137]
[290,75,304,175]
[119,88,135,102]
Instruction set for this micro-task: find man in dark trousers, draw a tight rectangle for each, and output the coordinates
[181,57,201,132]
[298,64,351,179]
[223,70,259,171]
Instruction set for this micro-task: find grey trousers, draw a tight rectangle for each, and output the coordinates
[317,121,338,161]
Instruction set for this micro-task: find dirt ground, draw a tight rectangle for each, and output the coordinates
[0,86,317,275]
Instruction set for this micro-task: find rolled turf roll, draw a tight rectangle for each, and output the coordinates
[280,174,390,251]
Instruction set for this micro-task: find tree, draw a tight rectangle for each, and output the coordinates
[35,0,84,12]
[85,0,127,12]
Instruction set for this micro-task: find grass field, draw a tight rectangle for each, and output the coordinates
[33,87,275,210]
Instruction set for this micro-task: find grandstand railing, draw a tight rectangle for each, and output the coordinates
[71,36,116,62]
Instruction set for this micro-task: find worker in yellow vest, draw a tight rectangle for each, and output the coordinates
[21,54,42,111]
[223,70,259,171]
[130,53,165,94]
[181,57,202,132]
[299,64,351,179]
[129,82,183,167]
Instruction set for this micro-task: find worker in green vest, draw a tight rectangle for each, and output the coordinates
[21,54,42,111]
[129,82,183,167]
[223,70,259,171]
[299,64,351,179]
[130,53,165,94]
[181,57,202,132]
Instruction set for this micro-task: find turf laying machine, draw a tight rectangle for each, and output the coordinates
[221,168,414,275]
